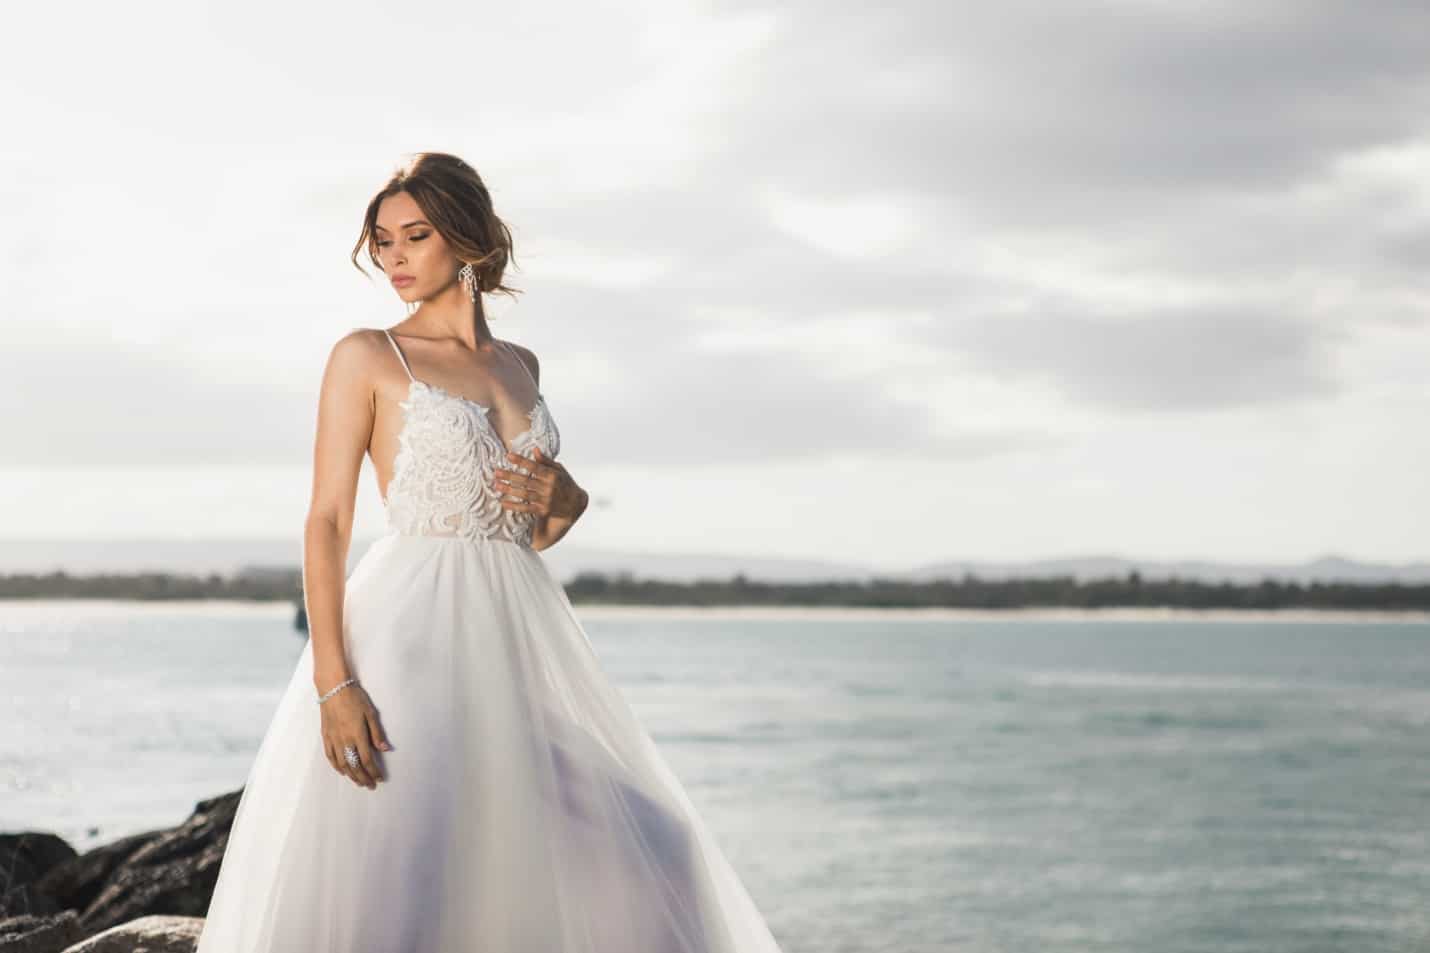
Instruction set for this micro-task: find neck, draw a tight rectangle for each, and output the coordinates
[405,277,495,351]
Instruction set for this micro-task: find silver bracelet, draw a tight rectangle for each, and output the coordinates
[317,677,357,704]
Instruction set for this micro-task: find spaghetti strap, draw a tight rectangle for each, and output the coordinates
[382,329,416,382]
[499,339,540,395]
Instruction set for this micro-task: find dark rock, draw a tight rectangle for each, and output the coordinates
[0,910,85,953]
[0,833,79,919]
[18,791,242,943]
[30,834,156,920]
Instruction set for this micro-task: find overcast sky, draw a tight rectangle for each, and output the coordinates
[2,1,1427,570]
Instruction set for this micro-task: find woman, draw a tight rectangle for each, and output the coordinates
[195,153,785,952]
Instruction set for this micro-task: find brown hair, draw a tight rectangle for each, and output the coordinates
[349,152,521,301]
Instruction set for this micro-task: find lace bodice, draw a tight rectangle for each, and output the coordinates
[379,330,560,548]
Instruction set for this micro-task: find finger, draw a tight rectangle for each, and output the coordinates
[366,710,393,754]
[335,741,355,782]
[493,465,535,492]
[345,740,376,788]
[360,736,385,784]
[502,476,549,501]
[328,737,351,779]
[495,477,546,505]
[337,739,369,787]
[322,736,339,774]
[355,736,382,787]
[515,466,556,491]
[343,751,363,785]
[505,450,540,471]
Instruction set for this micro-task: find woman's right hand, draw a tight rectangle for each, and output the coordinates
[318,681,392,789]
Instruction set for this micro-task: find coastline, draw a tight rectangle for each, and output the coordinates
[568,604,1430,623]
[0,598,1426,624]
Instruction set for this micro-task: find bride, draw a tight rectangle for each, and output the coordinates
[193,152,786,952]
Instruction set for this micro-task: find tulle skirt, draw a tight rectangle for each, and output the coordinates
[195,532,783,952]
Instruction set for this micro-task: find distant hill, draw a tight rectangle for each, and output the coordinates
[903,554,1430,586]
[0,538,1423,587]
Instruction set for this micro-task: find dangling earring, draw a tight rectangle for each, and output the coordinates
[458,262,478,303]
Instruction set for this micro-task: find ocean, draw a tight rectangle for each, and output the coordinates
[2,600,1427,952]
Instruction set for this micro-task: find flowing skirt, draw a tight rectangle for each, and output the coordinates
[195,532,783,952]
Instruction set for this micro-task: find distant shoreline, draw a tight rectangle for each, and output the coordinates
[1,598,1426,623]
[570,604,1430,623]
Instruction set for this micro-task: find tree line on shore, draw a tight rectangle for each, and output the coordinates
[1,568,1427,610]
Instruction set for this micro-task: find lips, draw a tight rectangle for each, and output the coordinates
[391,276,415,287]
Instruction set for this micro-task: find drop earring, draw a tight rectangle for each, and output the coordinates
[458,262,478,303]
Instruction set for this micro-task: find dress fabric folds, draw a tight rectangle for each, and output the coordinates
[194,330,784,952]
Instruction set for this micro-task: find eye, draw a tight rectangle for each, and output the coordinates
[375,233,428,248]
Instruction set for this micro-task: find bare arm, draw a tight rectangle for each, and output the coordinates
[302,330,376,697]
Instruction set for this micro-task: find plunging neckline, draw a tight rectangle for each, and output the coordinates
[381,378,549,509]
[408,377,546,455]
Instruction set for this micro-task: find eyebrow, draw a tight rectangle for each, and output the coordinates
[374,219,431,233]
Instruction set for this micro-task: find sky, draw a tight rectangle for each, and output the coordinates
[1,0,1428,571]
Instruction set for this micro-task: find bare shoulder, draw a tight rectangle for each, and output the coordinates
[328,327,390,358]
[324,327,378,370]
[502,339,541,385]
[320,328,399,399]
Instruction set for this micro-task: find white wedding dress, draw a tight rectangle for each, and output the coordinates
[195,329,784,952]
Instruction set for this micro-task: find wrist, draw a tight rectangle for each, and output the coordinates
[316,676,358,703]
[314,667,352,693]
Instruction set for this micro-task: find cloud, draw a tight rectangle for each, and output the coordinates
[2,0,1427,465]
[548,339,1057,466]
[928,300,1345,412]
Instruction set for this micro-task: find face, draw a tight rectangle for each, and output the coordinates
[374,190,458,302]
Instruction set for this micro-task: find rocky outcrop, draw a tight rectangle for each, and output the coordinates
[0,790,242,953]
[0,832,79,918]
[56,914,205,952]
[0,912,85,953]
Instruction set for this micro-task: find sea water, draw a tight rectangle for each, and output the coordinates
[2,600,1427,952]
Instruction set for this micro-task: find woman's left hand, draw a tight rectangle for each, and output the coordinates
[493,447,587,521]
